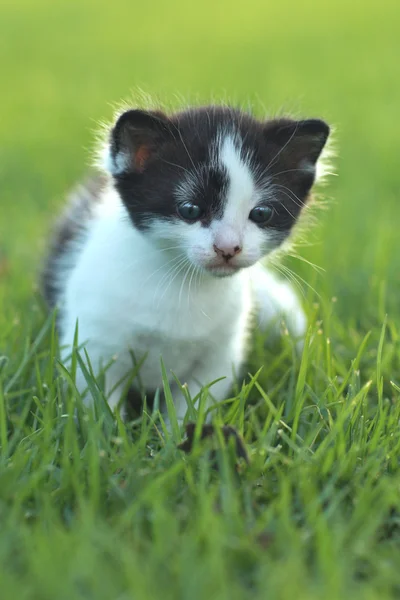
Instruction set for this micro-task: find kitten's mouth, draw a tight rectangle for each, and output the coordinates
[204,263,242,277]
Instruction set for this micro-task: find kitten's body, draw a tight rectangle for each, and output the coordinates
[43,105,330,420]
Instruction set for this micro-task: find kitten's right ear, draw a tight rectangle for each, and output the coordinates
[106,109,173,175]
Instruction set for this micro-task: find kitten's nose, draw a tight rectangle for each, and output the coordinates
[213,244,242,261]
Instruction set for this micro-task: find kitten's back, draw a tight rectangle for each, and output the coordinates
[41,174,107,308]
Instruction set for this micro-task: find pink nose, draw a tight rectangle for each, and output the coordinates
[213,244,242,261]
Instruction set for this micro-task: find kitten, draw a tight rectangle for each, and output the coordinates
[42,104,330,422]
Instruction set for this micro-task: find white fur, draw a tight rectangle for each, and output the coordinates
[213,134,277,257]
[169,134,278,276]
[59,134,307,422]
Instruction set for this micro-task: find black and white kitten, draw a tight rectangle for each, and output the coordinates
[42,104,330,421]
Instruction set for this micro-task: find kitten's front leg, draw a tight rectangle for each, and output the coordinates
[250,264,307,343]
[168,342,246,426]
[168,375,235,426]
[60,331,132,416]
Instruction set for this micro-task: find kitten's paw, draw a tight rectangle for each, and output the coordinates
[251,265,307,344]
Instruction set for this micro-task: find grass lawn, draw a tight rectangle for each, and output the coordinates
[1,0,400,598]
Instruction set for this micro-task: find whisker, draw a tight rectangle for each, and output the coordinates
[161,159,191,174]
[158,257,191,305]
[104,244,185,282]
[178,262,192,308]
[269,167,308,178]
[279,202,296,220]
[272,262,307,301]
[156,254,187,289]
[196,265,203,295]
[264,122,300,173]
[194,264,203,304]
[254,125,304,184]
[270,184,306,210]
[288,253,326,274]
[155,256,188,302]
[142,252,186,287]
[187,263,197,308]
[169,121,197,172]
[274,260,321,301]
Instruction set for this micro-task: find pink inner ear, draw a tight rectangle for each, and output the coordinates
[134,145,151,172]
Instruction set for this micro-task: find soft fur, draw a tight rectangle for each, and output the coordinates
[42,104,331,422]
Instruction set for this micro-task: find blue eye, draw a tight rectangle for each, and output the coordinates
[177,202,204,222]
[249,205,274,225]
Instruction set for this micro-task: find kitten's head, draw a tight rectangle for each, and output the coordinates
[103,106,330,277]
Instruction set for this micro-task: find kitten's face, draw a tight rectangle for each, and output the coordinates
[105,107,330,277]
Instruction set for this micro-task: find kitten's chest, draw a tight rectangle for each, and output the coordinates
[113,262,248,339]
[126,288,242,346]
[123,302,236,387]
[120,275,248,380]
[129,328,211,383]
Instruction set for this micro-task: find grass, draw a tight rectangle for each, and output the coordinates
[1,0,400,597]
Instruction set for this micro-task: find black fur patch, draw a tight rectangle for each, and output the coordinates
[42,107,329,313]
[41,175,107,309]
[111,107,329,234]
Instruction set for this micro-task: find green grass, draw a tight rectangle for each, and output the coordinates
[1,0,400,597]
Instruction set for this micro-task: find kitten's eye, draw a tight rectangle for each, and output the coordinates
[177,202,204,222]
[249,205,274,225]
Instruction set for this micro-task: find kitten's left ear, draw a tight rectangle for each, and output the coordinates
[106,109,174,175]
[264,118,330,171]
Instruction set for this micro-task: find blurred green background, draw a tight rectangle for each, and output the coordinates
[1,2,400,598]
[0,0,399,328]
